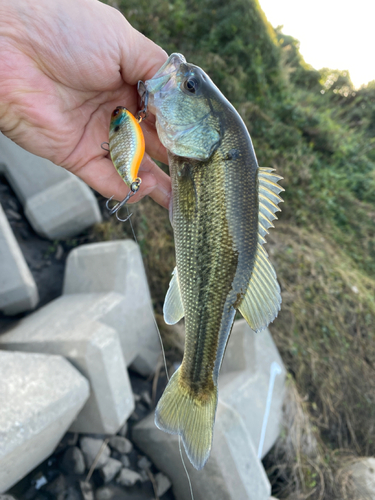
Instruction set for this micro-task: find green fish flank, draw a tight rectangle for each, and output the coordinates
[142,53,284,470]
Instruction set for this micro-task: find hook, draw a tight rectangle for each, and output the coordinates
[101,142,110,152]
[105,178,142,222]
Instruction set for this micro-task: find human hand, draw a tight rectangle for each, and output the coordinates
[0,0,170,208]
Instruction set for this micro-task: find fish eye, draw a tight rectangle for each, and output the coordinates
[184,77,199,94]
[112,108,120,117]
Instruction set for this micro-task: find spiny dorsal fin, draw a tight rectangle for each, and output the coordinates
[238,243,281,332]
[163,267,184,325]
[258,167,284,244]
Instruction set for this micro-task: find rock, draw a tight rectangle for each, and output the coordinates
[133,401,271,500]
[61,446,86,475]
[137,456,152,471]
[116,468,142,487]
[0,203,39,315]
[346,457,375,499]
[43,474,66,498]
[99,458,123,484]
[0,133,101,239]
[219,320,286,458]
[63,241,161,376]
[108,436,133,455]
[95,486,116,500]
[119,455,130,468]
[55,432,79,453]
[79,481,94,500]
[80,437,110,470]
[0,351,89,493]
[0,299,134,434]
[155,472,172,497]
[64,486,82,500]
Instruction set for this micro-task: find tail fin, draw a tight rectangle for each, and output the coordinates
[155,368,217,470]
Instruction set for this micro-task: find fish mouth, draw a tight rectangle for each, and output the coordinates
[143,53,185,95]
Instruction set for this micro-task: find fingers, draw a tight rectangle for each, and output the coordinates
[73,153,171,210]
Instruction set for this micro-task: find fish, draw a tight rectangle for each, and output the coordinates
[141,53,284,470]
[109,106,145,190]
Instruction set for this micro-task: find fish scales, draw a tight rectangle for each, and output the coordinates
[142,53,283,470]
[171,117,258,392]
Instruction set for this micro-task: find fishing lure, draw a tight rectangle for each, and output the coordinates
[106,106,146,220]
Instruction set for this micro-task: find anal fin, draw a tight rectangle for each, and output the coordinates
[238,244,281,332]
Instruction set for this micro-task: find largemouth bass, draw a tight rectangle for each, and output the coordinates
[142,53,283,470]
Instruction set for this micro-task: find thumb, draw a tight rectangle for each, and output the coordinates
[117,18,168,85]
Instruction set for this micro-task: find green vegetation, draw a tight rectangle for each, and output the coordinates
[98,1,375,497]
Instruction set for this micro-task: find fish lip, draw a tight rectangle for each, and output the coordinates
[142,53,186,94]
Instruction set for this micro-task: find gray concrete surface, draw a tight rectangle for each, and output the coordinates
[219,321,286,458]
[63,241,161,376]
[0,133,101,239]
[133,402,271,500]
[0,351,89,493]
[0,203,39,315]
[0,301,134,434]
[220,319,256,377]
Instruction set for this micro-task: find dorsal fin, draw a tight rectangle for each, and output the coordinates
[163,267,184,325]
[238,167,283,331]
[238,243,281,332]
[258,167,284,244]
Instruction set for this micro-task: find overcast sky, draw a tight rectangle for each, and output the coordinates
[259,0,375,88]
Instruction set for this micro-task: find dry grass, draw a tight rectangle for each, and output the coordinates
[264,223,375,499]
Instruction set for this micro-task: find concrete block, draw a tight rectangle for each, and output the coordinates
[0,203,39,315]
[63,241,161,376]
[0,298,134,434]
[0,133,101,239]
[132,402,271,500]
[219,320,286,458]
[0,351,89,493]
[220,318,256,377]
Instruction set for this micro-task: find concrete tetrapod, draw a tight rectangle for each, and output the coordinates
[0,204,39,314]
[0,351,89,493]
[0,300,134,434]
[63,240,161,376]
[0,133,101,239]
[219,320,286,458]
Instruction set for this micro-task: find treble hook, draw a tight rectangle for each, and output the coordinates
[105,178,142,222]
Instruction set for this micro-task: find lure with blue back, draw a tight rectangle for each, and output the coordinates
[109,106,145,191]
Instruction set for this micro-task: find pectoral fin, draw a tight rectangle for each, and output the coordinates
[238,243,281,332]
[163,267,184,325]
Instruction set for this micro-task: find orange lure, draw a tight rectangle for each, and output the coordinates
[109,106,145,190]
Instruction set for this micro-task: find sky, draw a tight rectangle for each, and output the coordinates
[259,0,375,89]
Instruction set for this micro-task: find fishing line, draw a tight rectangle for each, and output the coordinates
[257,361,282,459]
[126,206,195,500]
